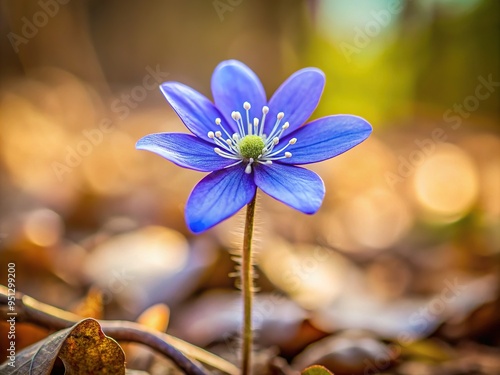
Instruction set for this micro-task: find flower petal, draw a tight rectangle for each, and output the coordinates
[254,164,325,214]
[160,82,237,138]
[264,68,325,135]
[211,60,267,128]
[186,164,256,233]
[136,133,236,172]
[278,115,372,165]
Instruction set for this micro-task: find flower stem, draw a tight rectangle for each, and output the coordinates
[241,193,257,375]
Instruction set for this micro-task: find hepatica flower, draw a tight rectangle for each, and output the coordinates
[137,60,372,233]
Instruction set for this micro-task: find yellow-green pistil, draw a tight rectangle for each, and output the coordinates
[208,102,297,174]
[239,135,265,160]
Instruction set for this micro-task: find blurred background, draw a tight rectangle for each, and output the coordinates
[0,0,499,374]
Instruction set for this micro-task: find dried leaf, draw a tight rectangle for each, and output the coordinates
[58,319,125,374]
[301,365,334,375]
[0,318,125,375]
[137,303,170,332]
[292,332,392,375]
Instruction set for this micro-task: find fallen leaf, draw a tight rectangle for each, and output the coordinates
[137,303,170,332]
[0,318,125,375]
[292,332,393,375]
[302,365,334,375]
[58,319,125,374]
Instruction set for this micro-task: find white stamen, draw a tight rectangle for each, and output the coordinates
[264,138,296,158]
[214,147,241,160]
[267,112,286,141]
[215,118,235,141]
[257,160,273,165]
[231,134,241,152]
[228,139,240,153]
[210,131,233,152]
[253,118,259,133]
[232,111,246,136]
[245,158,254,174]
[244,102,252,135]
[210,103,297,166]
[213,136,232,152]
[224,160,243,168]
[259,106,269,136]
[270,121,290,143]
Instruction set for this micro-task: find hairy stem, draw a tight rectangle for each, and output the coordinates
[241,193,257,375]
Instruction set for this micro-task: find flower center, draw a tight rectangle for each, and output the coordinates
[239,135,265,160]
[207,101,297,173]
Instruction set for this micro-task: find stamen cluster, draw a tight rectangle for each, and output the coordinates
[207,101,297,174]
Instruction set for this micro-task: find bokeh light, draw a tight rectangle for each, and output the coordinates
[414,144,479,222]
[0,0,498,373]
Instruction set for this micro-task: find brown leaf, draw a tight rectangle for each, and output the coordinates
[137,303,170,332]
[301,365,334,375]
[0,318,125,375]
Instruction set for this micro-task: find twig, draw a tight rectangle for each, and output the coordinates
[0,285,239,375]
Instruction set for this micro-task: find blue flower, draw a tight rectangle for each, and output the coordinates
[136,60,372,233]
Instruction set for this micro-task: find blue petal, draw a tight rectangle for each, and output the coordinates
[211,60,267,129]
[136,133,237,172]
[264,68,325,136]
[254,164,325,214]
[186,164,256,233]
[278,115,372,165]
[160,82,237,138]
